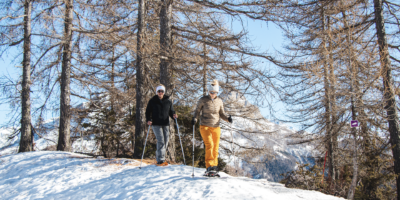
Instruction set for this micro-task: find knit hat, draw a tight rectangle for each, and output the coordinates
[156,85,166,95]
[208,79,219,93]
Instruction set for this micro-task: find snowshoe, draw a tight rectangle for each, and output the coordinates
[204,171,220,177]
[203,166,220,177]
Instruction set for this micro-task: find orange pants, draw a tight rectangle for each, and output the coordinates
[200,125,221,168]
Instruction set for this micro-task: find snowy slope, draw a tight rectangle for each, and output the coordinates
[0,151,343,200]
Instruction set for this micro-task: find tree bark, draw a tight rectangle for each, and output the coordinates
[341,9,358,200]
[133,0,147,158]
[57,0,74,152]
[111,50,115,110]
[373,0,400,199]
[347,38,358,200]
[203,43,207,97]
[160,0,175,162]
[321,7,335,182]
[327,15,339,181]
[19,0,33,153]
[160,0,172,89]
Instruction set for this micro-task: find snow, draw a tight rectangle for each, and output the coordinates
[0,128,19,156]
[0,151,344,200]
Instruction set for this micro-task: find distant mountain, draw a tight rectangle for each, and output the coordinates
[219,92,319,182]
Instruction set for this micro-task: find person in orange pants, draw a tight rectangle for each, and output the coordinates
[200,126,221,169]
[192,80,232,174]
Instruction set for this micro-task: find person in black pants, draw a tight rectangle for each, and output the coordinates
[146,84,177,166]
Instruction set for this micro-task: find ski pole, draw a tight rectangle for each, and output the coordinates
[139,125,151,169]
[175,118,186,165]
[230,124,237,174]
[192,125,195,177]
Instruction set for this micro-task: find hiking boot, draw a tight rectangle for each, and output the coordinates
[156,161,168,166]
[156,161,164,166]
[206,166,215,172]
[212,166,219,172]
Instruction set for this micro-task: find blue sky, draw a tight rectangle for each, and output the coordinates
[237,20,289,125]
[0,47,21,127]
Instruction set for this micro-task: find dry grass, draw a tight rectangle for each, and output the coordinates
[64,155,180,168]
[67,155,93,159]
[93,158,158,168]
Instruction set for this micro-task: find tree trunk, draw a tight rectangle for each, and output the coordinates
[160,0,172,89]
[111,50,115,109]
[373,0,400,199]
[341,9,358,200]
[327,15,339,181]
[57,0,73,152]
[347,41,358,200]
[133,0,147,158]
[203,43,207,97]
[160,0,175,162]
[19,0,33,153]
[321,7,335,182]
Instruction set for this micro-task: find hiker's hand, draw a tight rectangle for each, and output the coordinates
[147,121,152,126]
[191,118,196,126]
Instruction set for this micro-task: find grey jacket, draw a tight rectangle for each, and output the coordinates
[193,95,229,127]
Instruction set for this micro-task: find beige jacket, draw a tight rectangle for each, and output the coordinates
[193,95,229,127]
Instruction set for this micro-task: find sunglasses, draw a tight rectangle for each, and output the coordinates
[157,90,165,93]
[209,92,217,94]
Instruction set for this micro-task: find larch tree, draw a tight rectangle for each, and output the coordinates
[19,0,33,152]
[57,0,74,152]
[271,0,341,184]
[0,0,39,152]
[134,0,148,158]
[373,0,400,198]
[270,0,397,198]
[159,0,176,162]
[69,0,139,157]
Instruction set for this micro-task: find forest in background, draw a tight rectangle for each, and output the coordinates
[1,0,400,199]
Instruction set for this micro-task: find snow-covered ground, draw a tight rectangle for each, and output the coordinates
[0,151,343,200]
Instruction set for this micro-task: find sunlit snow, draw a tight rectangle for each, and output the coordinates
[0,151,343,200]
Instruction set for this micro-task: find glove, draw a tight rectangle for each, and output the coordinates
[228,115,233,123]
[191,118,196,126]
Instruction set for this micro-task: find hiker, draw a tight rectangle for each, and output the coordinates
[192,80,232,175]
[146,84,177,166]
